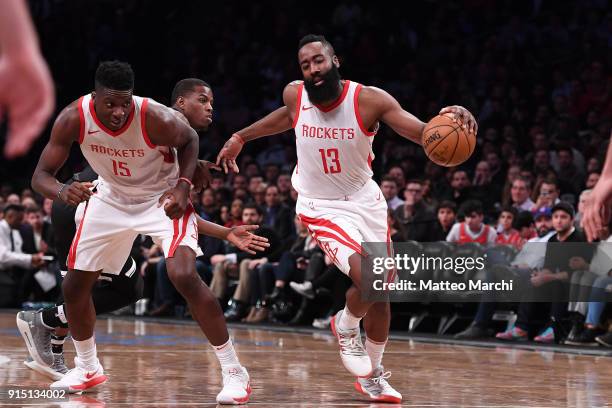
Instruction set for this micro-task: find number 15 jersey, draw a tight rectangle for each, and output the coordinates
[291,80,377,200]
[77,94,179,204]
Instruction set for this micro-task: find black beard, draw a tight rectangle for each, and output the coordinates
[303,65,342,105]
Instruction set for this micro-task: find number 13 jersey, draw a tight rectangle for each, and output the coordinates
[291,80,377,200]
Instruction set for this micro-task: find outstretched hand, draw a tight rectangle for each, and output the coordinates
[216,134,244,174]
[439,105,478,135]
[227,224,270,255]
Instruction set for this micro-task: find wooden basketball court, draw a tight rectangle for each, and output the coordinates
[0,311,611,407]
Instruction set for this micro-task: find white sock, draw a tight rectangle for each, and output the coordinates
[365,338,386,369]
[338,305,362,331]
[73,336,99,371]
[212,338,241,370]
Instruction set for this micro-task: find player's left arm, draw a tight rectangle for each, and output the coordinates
[360,87,477,144]
[195,214,269,255]
[146,101,199,219]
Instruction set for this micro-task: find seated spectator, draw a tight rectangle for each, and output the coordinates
[511,177,535,211]
[555,146,584,195]
[495,202,592,343]
[495,207,522,249]
[441,169,473,209]
[446,200,496,246]
[585,171,600,189]
[210,173,225,191]
[276,172,294,207]
[198,187,221,223]
[210,204,281,321]
[244,215,320,323]
[455,208,555,339]
[471,160,501,212]
[564,226,612,346]
[224,199,244,228]
[232,174,248,191]
[430,201,456,241]
[387,209,406,242]
[531,178,561,214]
[262,185,293,243]
[574,189,591,229]
[380,176,404,210]
[0,204,44,307]
[387,166,406,196]
[393,179,437,241]
[264,163,280,185]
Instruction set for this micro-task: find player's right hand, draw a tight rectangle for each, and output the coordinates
[0,48,55,158]
[582,176,612,241]
[59,182,93,206]
[216,134,244,173]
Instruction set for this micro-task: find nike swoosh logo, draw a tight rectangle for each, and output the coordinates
[88,130,100,134]
[302,105,313,111]
[85,372,96,379]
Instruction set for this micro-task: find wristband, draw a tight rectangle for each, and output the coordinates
[177,177,193,187]
[57,183,68,200]
[233,133,245,144]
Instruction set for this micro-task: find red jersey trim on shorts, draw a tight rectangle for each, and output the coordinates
[353,84,377,137]
[292,83,304,129]
[168,204,195,257]
[140,98,156,148]
[298,213,364,256]
[88,97,136,137]
[314,80,350,113]
[77,96,86,144]
[67,200,90,269]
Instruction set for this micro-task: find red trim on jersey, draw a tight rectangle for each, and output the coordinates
[89,97,136,137]
[140,98,156,148]
[168,204,194,257]
[314,80,351,113]
[353,84,377,136]
[67,200,90,269]
[295,160,298,174]
[367,153,373,170]
[77,96,86,144]
[298,213,364,256]
[292,83,304,129]
[160,149,175,163]
[458,222,491,245]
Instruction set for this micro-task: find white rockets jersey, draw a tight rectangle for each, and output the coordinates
[291,80,377,199]
[77,94,179,204]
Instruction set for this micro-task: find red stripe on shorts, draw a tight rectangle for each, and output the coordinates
[298,214,363,256]
[67,200,90,269]
[168,204,194,257]
[298,214,363,251]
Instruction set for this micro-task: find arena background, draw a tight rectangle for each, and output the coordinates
[0,0,611,406]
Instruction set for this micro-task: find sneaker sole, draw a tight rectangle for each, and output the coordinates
[564,340,598,346]
[354,381,402,403]
[330,313,372,378]
[55,375,108,394]
[595,337,612,348]
[16,313,52,367]
[216,383,251,405]
[24,359,65,381]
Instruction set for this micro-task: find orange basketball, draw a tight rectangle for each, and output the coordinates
[422,114,476,167]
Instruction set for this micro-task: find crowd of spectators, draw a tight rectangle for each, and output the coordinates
[0,0,611,347]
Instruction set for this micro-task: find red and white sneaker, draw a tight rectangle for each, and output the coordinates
[330,311,372,377]
[50,357,107,393]
[355,366,402,403]
[216,365,251,405]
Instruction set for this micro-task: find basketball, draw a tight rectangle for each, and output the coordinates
[422,114,476,167]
